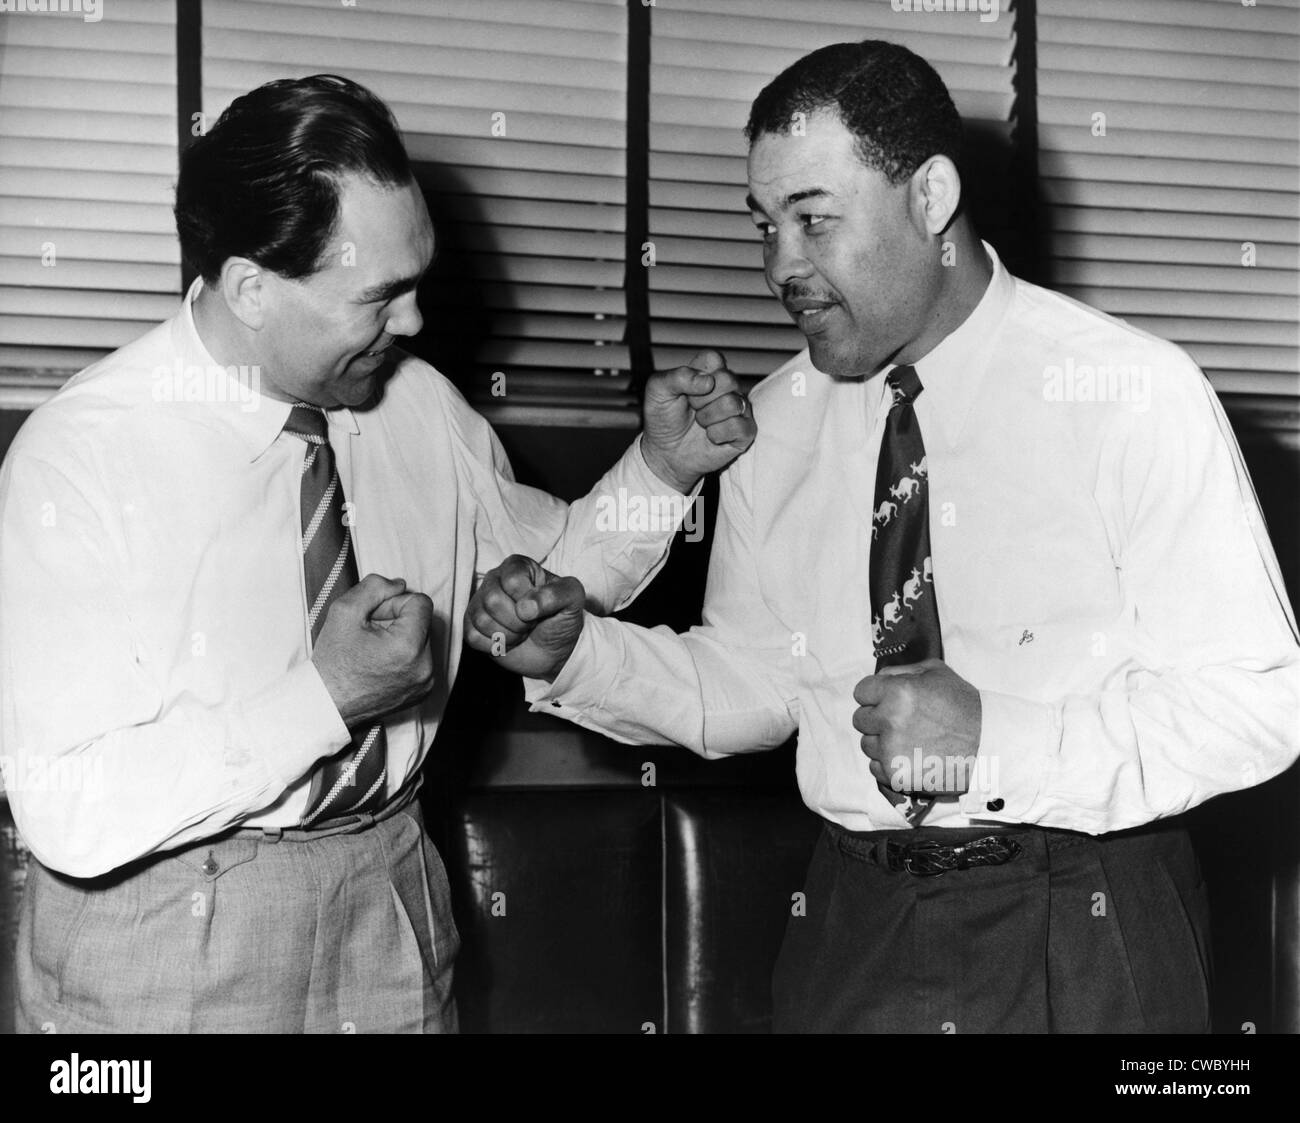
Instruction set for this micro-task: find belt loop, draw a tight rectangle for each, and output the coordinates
[261,827,283,843]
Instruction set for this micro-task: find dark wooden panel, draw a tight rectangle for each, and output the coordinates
[444,789,662,1034]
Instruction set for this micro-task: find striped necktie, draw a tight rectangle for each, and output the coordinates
[870,365,942,825]
[283,404,388,825]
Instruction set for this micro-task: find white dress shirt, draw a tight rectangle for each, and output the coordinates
[0,282,689,876]
[529,244,1300,835]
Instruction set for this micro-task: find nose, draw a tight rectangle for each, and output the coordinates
[385,290,423,339]
[766,230,814,289]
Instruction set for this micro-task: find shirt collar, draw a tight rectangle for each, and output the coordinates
[170,278,361,462]
[902,240,1015,449]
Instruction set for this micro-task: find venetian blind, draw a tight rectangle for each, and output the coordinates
[646,0,1021,381]
[0,0,179,407]
[1037,0,1300,406]
[203,0,633,426]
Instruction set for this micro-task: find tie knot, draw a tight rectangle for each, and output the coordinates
[887,365,923,407]
[283,403,329,444]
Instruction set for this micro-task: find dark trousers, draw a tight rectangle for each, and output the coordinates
[772,820,1212,1033]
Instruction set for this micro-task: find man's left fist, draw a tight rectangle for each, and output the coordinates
[641,349,756,494]
[852,659,982,797]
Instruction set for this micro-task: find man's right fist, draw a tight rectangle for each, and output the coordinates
[464,555,586,681]
[311,574,436,729]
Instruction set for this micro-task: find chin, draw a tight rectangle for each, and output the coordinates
[345,370,394,409]
[809,340,871,382]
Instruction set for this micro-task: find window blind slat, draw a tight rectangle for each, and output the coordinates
[0,200,176,236]
[650,292,792,326]
[1046,234,1298,271]
[0,3,178,383]
[0,313,172,350]
[1055,287,1297,323]
[1124,317,1298,348]
[241,0,626,34]
[1039,152,1298,192]
[204,2,625,58]
[1038,71,1296,113]
[206,69,626,122]
[0,45,176,84]
[1038,42,1297,86]
[1039,15,1299,62]
[1038,126,1297,169]
[202,30,624,91]
[0,138,175,176]
[1037,98,1298,141]
[650,2,1013,42]
[412,162,624,206]
[1044,0,1300,35]
[430,196,624,233]
[1050,261,1296,298]
[427,284,624,318]
[0,259,179,293]
[1046,206,1298,244]
[0,167,179,206]
[1040,180,1298,220]
[0,230,180,265]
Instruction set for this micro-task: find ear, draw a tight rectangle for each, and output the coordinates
[908,155,962,237]
[216,257,268,331]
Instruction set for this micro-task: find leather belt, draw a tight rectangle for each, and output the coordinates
[876,833,1024,877]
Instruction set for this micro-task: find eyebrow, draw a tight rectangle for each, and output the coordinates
[746,187,835,214]
[356,249,438,303]
[358,275,421,303]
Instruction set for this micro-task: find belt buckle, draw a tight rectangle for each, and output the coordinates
[899,840,955,877]
[894,835,1023,877]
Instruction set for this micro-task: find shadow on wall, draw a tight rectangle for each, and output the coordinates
[403,158,497,404]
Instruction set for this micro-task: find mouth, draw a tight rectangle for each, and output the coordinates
[356,339,393,366]
[785,300,840,333]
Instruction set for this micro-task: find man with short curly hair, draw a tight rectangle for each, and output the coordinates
[468,41,1300,1033]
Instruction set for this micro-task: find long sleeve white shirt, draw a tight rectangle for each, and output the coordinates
[528,244,1300,835]
[0,282,689,876]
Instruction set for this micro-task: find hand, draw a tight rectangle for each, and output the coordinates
[311,574,436,729]
[641,349,756,494]
[852,659,982,799]
[464,555,586,681]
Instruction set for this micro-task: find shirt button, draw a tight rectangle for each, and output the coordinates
[986,798,1005,812]
[201,855,219,876]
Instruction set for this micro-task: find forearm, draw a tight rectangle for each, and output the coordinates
[965,658,1300,834]
[525,612,798,757]
[4,662,350,877]
[540,435,700,614]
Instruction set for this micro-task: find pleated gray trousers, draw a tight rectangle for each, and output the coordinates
[16,792,459,1033]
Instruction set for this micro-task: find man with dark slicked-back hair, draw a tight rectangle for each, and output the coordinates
[0,74,755,1033]
[468,40,1299,1033]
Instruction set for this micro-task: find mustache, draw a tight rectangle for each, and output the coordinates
[781,285,839,304]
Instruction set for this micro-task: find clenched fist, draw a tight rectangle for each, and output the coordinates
[641,350,756,493]
[464,555,587,681]
[311,573,436,729]
[852,659,982,798]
